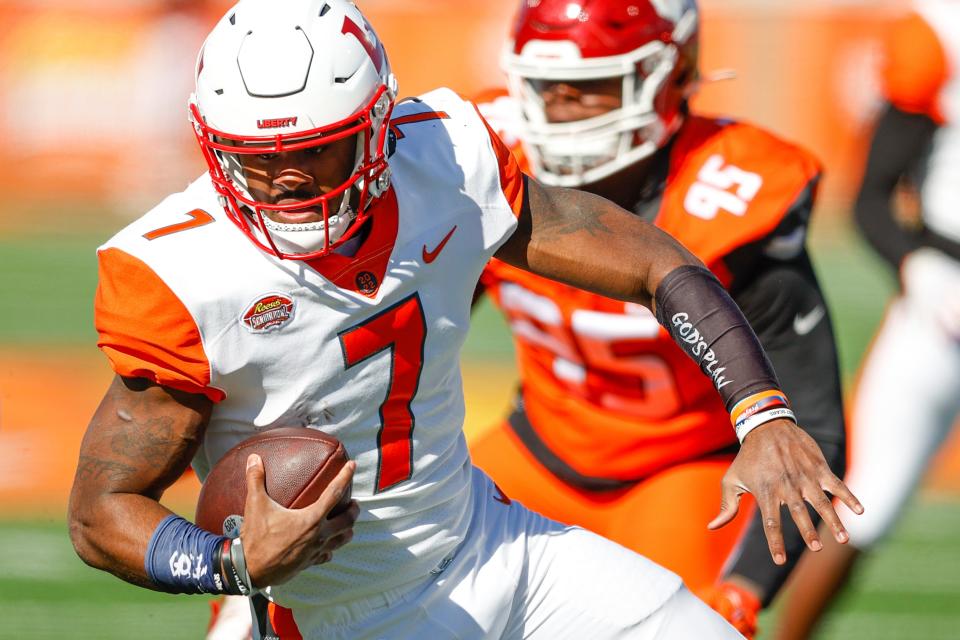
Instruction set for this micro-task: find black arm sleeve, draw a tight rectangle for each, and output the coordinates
[653,266,782,415]
[721,252,847,605]
[854,103,937,271]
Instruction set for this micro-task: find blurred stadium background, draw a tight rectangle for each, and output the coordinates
[0,0,957,638]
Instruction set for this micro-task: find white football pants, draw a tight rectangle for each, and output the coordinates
[840,248,960,548]
[211,466,744,639]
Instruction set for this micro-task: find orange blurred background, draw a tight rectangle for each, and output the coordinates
[8,0,959,519]
[0,0,908,226]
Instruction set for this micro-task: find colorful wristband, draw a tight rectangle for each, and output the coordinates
[220,537,254,595]
[730,390,795,442]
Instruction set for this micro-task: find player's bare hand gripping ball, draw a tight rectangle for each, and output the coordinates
[241,455,359,587]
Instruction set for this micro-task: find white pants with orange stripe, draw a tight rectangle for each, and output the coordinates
[839,248,960,548]
[210,466,743,639]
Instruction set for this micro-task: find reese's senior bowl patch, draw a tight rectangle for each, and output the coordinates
[241,293,296,333]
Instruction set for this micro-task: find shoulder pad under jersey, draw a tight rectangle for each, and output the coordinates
[654,115,822,267]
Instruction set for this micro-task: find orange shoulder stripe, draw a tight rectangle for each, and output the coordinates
[95,247,224,402]
[473,102,525,218]
[884,11,947,123]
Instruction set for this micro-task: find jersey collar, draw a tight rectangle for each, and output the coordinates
[304,187,400,297]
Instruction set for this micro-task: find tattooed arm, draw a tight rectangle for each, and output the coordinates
[494,175,697,309]
[494,175,862,564]
[67,376,212,589]
[68,376,359,590]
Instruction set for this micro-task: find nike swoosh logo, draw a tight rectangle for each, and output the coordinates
[793,305,825,336]
[422,225,457,264]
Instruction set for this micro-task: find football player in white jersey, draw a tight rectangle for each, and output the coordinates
[775,3,960,638]
[67,1,861,638]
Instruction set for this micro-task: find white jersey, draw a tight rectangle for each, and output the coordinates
[887,0,960,243]
[95,88,523,610]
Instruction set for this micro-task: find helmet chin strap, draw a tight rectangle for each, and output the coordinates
[259,205,357,256]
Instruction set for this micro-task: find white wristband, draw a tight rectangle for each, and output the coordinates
[735,407,796,443]
[229,537,255,595]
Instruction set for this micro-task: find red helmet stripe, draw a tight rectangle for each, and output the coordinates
[341,16,383,73]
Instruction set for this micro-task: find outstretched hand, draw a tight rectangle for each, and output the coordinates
[240,454,359,587]
[707,419,863,564]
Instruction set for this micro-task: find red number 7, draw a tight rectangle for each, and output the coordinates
[339,294,427,492]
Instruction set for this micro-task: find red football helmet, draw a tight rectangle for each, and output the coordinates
[503,0,699,187]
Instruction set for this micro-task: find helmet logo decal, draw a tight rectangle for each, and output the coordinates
[241,293,296,333]
[257,118,297,129]
[341,16,383,73]
[257,117,299,129]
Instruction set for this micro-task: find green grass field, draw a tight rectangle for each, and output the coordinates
[0,518,211,638]
[2,215,957,639]
[1,498,957,639]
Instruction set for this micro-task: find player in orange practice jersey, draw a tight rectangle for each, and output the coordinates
[470,1,847,637]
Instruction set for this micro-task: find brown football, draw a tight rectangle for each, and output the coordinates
[195,427,351,537]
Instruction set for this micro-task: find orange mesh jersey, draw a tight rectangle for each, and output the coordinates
[479,92,821,481]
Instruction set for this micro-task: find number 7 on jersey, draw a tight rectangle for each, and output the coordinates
[339,294,427,492]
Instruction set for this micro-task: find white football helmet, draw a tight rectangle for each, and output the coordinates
[190,0,398,260]
[502,0,699,187]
